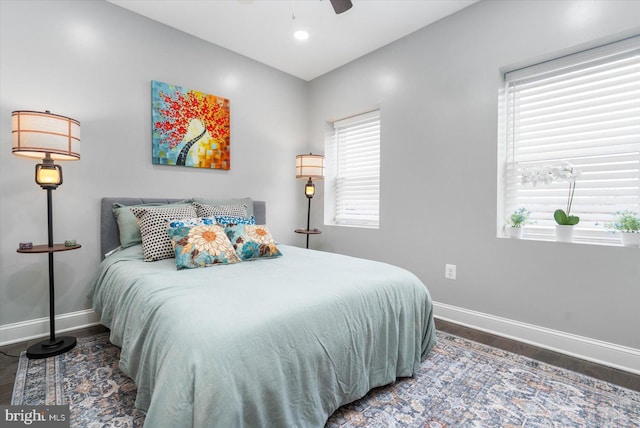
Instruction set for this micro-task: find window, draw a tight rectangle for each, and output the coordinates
[500,35,640,244]
[325,110,380,228]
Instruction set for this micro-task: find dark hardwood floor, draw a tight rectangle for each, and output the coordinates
[1,320,638,405]
[435,318,640,392]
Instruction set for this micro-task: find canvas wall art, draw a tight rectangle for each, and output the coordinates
[152,80,230,170]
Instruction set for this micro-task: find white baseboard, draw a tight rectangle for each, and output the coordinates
[0,309,100,347]
[434,301,640,376]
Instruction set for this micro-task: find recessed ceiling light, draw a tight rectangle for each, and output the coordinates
[294,30,309,41]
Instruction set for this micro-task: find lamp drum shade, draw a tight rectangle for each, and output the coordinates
[12,110,80,160]
[296,153,324,180]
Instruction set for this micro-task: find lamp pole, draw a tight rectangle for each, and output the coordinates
[306,196,312,249]
[46,187,58,345]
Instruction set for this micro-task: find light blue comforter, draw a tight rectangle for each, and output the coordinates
[92,244,436,427]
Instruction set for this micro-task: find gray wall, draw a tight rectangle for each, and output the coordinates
[0,0,309,327]
[308,0,640,349]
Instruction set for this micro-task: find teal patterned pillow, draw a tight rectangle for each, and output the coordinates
[168,217,216,228]
[215,215,256,226]
[224,224,282,261]
[167,224,240,269]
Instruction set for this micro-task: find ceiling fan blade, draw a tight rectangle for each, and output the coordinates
[330,0,353,14]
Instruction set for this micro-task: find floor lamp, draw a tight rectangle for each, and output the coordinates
[295,153,324,249]
[12,110,81,359]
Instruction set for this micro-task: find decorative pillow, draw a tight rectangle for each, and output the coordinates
[167,224,241,269]
[167,217,216,228]
[215,215,256,226]
[130,205,198,261]
[113,201,191,249]
[224,224,282,261]
[193,202,248,218]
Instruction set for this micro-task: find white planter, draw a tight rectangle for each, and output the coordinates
[620,232,640,247]
[506,227,523,239]
[555,225,574,242]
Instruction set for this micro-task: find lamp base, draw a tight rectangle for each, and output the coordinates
[26,336,76,359]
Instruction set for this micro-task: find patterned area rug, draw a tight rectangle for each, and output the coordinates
[12,331,640,427]
[12,334,145,427]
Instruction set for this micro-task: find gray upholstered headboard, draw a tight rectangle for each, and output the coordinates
[100,197,266,259]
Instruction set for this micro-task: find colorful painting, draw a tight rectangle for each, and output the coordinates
[152,80,230,169]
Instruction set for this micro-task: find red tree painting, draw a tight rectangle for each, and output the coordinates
[152,81,230,170]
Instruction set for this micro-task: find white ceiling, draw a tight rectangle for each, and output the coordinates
[107,0,478,81]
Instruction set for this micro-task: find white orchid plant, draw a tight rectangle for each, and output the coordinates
[520,162,581,226]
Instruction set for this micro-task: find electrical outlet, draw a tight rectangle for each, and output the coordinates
[445,264,456,280]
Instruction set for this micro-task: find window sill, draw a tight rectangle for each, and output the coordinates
[499,234,639,248]
[325,223,379,230]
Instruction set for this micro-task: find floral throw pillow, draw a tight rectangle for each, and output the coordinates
[224,224,282,261]
[167,224,240,269]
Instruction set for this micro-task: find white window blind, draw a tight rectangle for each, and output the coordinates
[327,110,380,228]
[503,35,640,244]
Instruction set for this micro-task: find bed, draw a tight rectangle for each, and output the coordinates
[92,197,436,427]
